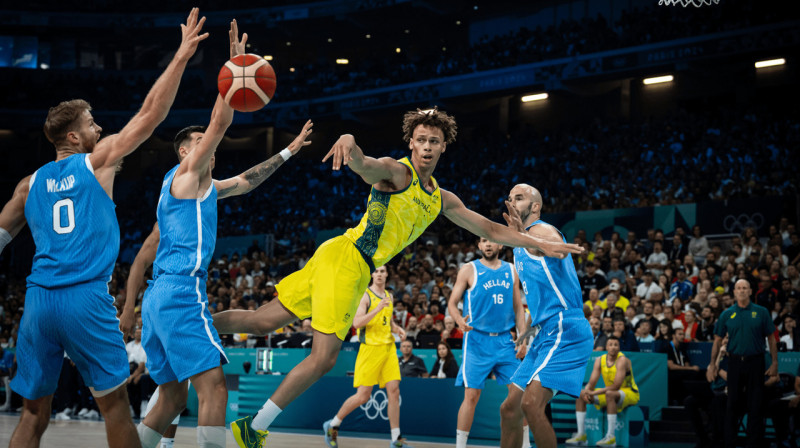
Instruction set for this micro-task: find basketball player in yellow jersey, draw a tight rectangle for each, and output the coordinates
[322,265,411,447]
[566,336,639,447]
[217,107,584,447]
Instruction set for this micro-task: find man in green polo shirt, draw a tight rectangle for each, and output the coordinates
[707,279,777,448]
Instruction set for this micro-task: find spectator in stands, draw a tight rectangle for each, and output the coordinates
[707,279,777,448]
[0,344,13,412]
[398,340,428,378]
[429,302,445,324]
[394,300,409,329]
[669,266,693,304]
[688,226,711,266]
[566,336,639,447]
[622,250,645,279]
[415,315,440,348]
[589,316,604,349]
[594,316,613,351]
[755,273,779,312]
[646,241,668,278]
[681,309,700,342]
[668,234,688,263]
[612,318,639,352]
[404,316,419,343]
[696,306,716,342]
[125,327,150,419]
[636,301,660,337]
[584,288,606,314]
[606,257,626,285]
[636,271,663,301]
[441,316,462,340]
[779,314,799,351]
[581,261,608,299]
[429,341,458,379]
[635,321,655,343]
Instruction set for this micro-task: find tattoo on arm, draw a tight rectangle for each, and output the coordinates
[242,154,285,192]
[217,182,239,198]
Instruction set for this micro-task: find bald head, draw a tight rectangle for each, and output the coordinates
[509,183,543,223]
[733,278,752,305]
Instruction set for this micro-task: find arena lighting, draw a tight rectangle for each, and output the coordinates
[643,75,674,85]
[396,47,402,53]
[755,58,785,68]
[263,55,273,61]
[521,93,548,102]
[336,59,349,65]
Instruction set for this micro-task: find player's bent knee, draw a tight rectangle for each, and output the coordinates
[500,399,521,420]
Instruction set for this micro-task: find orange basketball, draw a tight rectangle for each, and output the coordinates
[217,54,277,112]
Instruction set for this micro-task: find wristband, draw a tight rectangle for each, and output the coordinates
[279,148,292,161]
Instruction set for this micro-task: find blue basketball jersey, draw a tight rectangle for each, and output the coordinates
[513,220,583,327]
[152,165,217,279]
[465,260,516,333]
[24,154,119,288]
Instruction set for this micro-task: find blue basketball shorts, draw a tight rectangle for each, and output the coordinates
[456,329,520,389]
[11,282,129,400]
[142,275,228,385]
[511,309,593,398]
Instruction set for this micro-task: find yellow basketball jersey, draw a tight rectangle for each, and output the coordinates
[600,353,638,392]
[344,157,442,269]
[358,289,395,345]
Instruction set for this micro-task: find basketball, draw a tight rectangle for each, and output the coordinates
[217,54,277,112]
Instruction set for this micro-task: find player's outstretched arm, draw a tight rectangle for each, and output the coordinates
[0,176,31,255]
[440,190,584,258]
[119,223,160,339]
[215,120,313,199]
[90,8,208,171]
[447,263,474,332]
[323,134,409,187]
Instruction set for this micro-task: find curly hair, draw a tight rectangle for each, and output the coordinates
[43,99,92,146]
[401,106,457,144]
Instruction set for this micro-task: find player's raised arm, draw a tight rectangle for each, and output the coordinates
[440,189,583,258]
[0,176,32,255]
[119,223,160,338]
[323,134,409,186]
[90,8,208,171]
[447,263,475,332]
[215,120,313,199]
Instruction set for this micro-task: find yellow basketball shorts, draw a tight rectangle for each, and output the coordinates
[595,387,640,411]
[354,342,401,389]
[276,236,372,341]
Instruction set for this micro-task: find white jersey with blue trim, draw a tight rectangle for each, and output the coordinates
[152,165,217,279]
[465,259,516,333]
[25,154,119,288]
[513,219,583,327]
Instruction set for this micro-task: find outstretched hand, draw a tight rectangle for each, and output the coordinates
[322,134,358,170]
[176,8,209,62]
[229,19,248,59]
[503,200,525,232]
[538,240,585,259]
[287,120,314,155]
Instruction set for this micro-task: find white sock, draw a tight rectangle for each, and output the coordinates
[137,423,162,448]
[160,439,175,448]
[456,430,469,448]
[521,425,531,448]
[197,426,226,448]
[576,411,586,435]
[391,427,401,442]
[251,399,282,431]
[607,414,617,438]
[331,415,343,427]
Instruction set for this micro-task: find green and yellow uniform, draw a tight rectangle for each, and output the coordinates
[277,157,442,340]
[354,288,401,388]
[595,353,640,410]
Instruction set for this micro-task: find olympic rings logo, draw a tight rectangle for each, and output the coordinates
[722,213,764,233]
[360,390,402,420]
